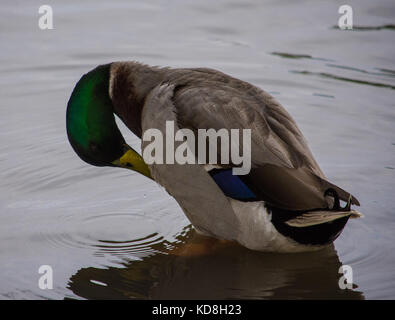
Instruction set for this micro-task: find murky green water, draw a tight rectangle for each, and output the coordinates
[1,0,394,299]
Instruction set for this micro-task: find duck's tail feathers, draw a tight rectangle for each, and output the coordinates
[284,191,363,228]
[284,208,363,228]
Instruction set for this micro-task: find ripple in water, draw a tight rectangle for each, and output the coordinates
[40,212,171,259]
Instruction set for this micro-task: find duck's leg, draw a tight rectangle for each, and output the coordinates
[168,232,235,257]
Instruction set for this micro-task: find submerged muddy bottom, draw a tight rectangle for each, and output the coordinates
[0,0,394,299]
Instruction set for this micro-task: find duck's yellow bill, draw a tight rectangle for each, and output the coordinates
[112,147,152,179]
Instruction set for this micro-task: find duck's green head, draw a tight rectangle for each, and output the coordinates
[66,64,151,178]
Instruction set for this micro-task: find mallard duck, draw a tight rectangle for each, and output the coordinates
[66,62,362,253]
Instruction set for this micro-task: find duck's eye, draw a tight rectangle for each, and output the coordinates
[89,142,100,153]
[125,162,133,168]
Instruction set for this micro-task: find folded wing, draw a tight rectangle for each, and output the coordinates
[171,73,359,211]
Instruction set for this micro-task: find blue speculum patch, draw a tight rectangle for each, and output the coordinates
[209,169,256,201]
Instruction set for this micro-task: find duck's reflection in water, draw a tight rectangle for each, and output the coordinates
[67,226,364,299]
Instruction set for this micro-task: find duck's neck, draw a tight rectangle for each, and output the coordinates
[109,62,164,138]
